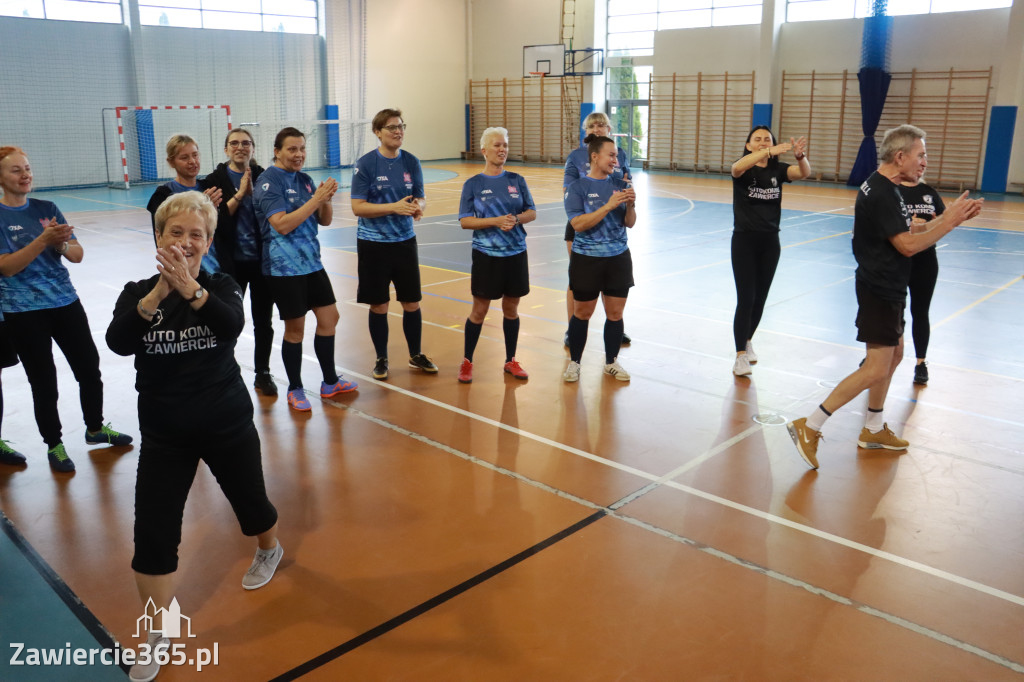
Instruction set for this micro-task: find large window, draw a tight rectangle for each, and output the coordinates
[787,0,1011,22]
[138,0,318,33]
[0,0,122,23]
[608,0,763,56]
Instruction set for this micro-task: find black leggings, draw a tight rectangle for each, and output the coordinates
[731,231,781,352]
[908,247,938,359]
[233,260,276,373]
[5,300,104,447]
[132,422,278,575]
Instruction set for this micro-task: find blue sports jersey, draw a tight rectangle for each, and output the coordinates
[562,144,631,188]
[159,181,221,274]
[0,199,79,312]
[350,149,424,243]
[253,166,323,277]
[458,171,534,257]
[564,176,631,257]
[227,168,260,262]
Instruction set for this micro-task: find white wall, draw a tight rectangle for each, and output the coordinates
[364,0,467,160]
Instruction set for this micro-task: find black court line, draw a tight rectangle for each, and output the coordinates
[0,511,130,675]
[269,510,607,681]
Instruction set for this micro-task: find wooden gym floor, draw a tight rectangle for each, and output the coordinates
[0,161,1022,681]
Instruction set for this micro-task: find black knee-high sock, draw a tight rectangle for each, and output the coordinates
[368,311,389,358]
[403,309,422,356]
[282,341,303,391]
[464,319,483,362]
[604,319,624,364]
[313,334,339,385]
[568,315,588,363]
[503,317,519,362]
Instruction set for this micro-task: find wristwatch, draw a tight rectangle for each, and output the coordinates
[187,286,205,303]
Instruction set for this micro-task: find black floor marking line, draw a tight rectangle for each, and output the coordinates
[268,510,607,681]
[0,511,130,674]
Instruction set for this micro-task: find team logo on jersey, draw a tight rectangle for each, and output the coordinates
[923,195,933,204]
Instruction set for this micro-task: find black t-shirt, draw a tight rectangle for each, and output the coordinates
[106,271,253,446]
[732,161,792,233]
[853,171,913,301]
[899,181,946,256]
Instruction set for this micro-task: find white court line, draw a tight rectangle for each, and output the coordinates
[283,351,1024,611]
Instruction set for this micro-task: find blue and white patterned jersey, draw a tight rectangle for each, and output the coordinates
[158,182,221,274]
[458,171,534,257]
[227,168,260,262]
[0,199,79,312]
[253,166,323,277]
[562,144,631,188]
[350,149,424,243]
[564,176,631,258]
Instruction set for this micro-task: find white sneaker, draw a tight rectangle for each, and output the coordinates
[745,341,757,364]
[129,631,169,682]
[733,354,752,376]
[603,361,630,381]
[242,542,283,590]
[563,361,581,383]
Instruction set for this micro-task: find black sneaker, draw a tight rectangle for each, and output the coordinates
[373,357,389,380]
[85,424,133,446]
[914,362,929,385]
[621,332,632,345]
[254,371,278,396]
[47,443,75,473]
[0,439,27,466]
[408,353,438,374]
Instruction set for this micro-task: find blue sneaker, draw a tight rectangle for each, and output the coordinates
[0,439,27,466]
[85,423,133,446]
[47,443,75,473]
[320,378,358,398]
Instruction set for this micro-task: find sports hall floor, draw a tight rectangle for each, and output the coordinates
[0,162,1022,681]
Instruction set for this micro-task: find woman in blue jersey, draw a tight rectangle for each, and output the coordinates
[563,112,632,347]
[254,127,356,412]
[146,134,223,274]
[203,128,277,396]
[729,126,810,377]
[456,127,537,384]
[562,134,637,384]
[350,108,437,381]
[0,146,132,472]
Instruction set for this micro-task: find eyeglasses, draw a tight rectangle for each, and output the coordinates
[228,140,253,148]
[382,124,407,132]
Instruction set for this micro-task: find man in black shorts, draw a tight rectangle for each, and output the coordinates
[787,124,983,469]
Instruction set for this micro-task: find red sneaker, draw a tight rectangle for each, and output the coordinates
[458,358,473,384]
[503,358,529,379]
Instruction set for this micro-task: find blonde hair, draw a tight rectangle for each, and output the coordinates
[154,191,217,240]
[166,134,198,162]
[479,127,509,149]
[879,124,926,163]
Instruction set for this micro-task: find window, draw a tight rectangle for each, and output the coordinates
[0,0,121,24]
[787,0,1010,22]
[608,0,762,56]
[138,0,318,34]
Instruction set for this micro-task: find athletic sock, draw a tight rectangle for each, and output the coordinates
[368,311,389,358]
[865,407,884,432]
[568,315,588,363]
[403,308,422,356]
[503,317,519,362]
[282,341,303,391]
[806,404,831,432]
[603,319,624,364]
[464,319,483,362]
[313,334,339,385]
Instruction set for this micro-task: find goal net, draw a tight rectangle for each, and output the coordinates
[103,107,371,189]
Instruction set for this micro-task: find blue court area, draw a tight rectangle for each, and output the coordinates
[0,514,127,681]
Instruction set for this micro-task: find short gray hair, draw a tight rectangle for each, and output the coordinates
[879,124,926,163]
[480,126,509,149]
[154,191,217,240]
